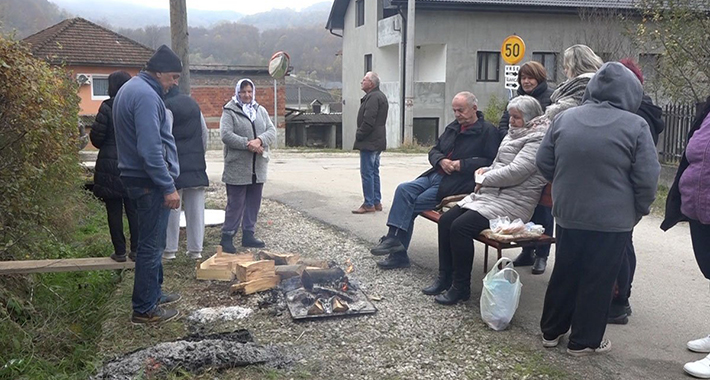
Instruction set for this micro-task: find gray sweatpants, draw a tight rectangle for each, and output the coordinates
[165,187,205,254]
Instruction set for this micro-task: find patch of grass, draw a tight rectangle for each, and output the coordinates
[651,184,669,216]
[0,197,118,380]
[389,141,432,154]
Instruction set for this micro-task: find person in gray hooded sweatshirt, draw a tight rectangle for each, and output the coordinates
[535,62,660,356]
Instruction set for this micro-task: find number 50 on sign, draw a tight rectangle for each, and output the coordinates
[501,35,525,65]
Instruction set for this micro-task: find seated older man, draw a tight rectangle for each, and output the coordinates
[370,92,500,269]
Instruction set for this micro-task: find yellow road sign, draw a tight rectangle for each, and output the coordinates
[501,35,526,65]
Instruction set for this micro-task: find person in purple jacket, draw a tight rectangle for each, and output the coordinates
[662,98,710,379]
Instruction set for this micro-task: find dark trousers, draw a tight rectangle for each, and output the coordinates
[689,220,710,279]
[125,186,170,314]
[540,225,630,350]
[613,233,636,306]
[223,183,264,234]
[437,206,489,285]
[104,197,139,256]
[521,204,554,258]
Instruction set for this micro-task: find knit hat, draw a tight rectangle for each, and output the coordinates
[146,45,183,73]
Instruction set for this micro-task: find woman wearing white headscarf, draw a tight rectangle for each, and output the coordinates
[219,78,276,251]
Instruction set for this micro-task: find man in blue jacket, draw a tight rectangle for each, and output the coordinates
[114,45,182,324]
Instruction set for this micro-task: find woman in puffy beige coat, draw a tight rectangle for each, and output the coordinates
[427,96,548,305]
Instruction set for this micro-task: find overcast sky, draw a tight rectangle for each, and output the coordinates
[105,0,333,14]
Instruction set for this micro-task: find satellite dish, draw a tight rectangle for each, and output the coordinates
[268,51,290,79]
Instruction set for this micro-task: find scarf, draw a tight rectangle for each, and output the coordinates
[233,78,259,121]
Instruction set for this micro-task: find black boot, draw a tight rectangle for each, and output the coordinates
[532,256,547,275]
[434,285,470,305]
[422,271,452,295]
[376,251,410,270]
[220,231,237,253]
[242,230,265,248]
[513,249,535,267]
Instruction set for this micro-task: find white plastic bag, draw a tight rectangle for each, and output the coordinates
[480,257,522,331]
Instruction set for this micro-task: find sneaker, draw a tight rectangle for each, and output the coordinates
[567,339,612,357]
[162,251,176,260]
[158,293,181,306]
[689,335,710,353]
[684,354,710,379]
[110,253,127,262]
[131,306,179,324]
[542,333,565,348]
[187,251,202,260]
[370,236,405,256]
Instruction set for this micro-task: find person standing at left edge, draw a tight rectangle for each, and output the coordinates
[352,72,388,214]
[113,45,183,324]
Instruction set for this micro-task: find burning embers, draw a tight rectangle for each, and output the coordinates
[284,259,376,320]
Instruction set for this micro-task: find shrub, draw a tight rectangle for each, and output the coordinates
[483,94,508,127]
[0,35,83,259]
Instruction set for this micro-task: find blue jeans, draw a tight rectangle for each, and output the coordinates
[359,150,382,207]
[387,172,442,251]
[126,186,170,314]
[522,204,554,258]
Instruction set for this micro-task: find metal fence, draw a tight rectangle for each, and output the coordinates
[658,103,696,164]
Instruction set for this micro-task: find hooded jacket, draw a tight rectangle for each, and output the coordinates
[536,62,661,232]
[220,80,277,186]
[498,81,555,139]
[458,120,548,222]
[638,94,665,145]
[90,98,125,200]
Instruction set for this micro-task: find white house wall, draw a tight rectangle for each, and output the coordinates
[340,5,633,149]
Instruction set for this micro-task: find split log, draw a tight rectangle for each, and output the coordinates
[235,260,275,282]
[275,264,304,280]
[258,251,300,265]
[231,275,280,295]
[297,258,330,269]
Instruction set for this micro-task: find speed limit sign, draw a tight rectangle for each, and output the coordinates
[501,35,526,65]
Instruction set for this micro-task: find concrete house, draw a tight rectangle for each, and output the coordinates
[326,0,644,149]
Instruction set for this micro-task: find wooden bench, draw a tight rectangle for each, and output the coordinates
[420,184,555,273]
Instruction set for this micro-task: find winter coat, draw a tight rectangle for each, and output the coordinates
[113,72,179,194]
[354,87,388,151]
[536,62,660,232]
[661,102,709,231]
[220,99,277,186]
[164,88,209,190]
[498,81,555,139]
[420,111,500,202]
[89,98,125,200]
[545,73,594,120]
[457,122,548,222]
[638,94,665,145]
[679,112,710,224]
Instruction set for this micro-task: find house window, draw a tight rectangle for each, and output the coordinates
[477,51,500,82]
[532,52,558,82]
[91,75,109,100]
[413,118,439,146]
[364,54,372,74]
[356,0,365,27]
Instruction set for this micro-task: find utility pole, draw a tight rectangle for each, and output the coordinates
[403,0,415,145]
[170,0,191,94]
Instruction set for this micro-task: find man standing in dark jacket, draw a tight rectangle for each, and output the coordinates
[352,72,389,214]
[370,92,500,269]
[114,45,182,324]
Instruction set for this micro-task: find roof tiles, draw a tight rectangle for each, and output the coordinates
[23,18,154,67]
